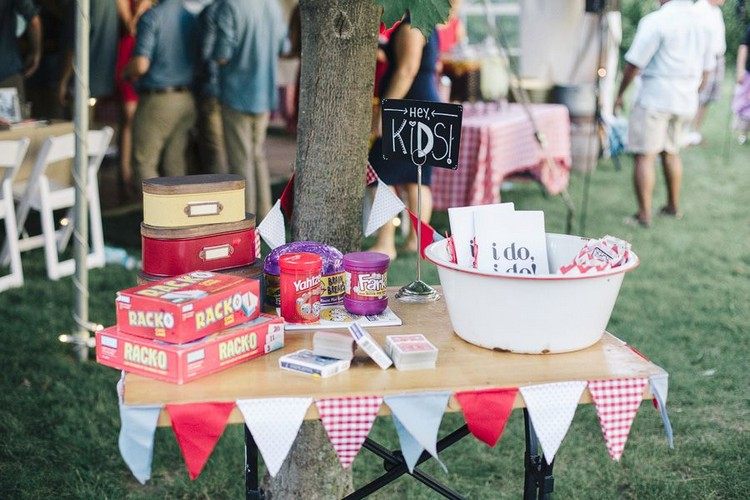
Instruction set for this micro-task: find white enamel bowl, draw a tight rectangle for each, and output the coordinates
[424,233,639,354]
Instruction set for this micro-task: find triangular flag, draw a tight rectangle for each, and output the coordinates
[520,381,587,462]
[365,162,378,185]
[166,402,235,480]
[279,174,295,220]
[455,388,518,447]
[649,373,674,449]
[315,396,383,468]
[236,397,312,476]
[254,227,261,259]
[257,200,286,250]
[407,208,445,259]
[364,179,405,237]
[118,402,161,484]
[588,378,648,461]
[384,391,451,472]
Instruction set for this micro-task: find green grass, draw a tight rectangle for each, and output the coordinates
[1,91,748,498]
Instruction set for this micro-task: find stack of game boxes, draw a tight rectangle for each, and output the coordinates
[138,174,261,285]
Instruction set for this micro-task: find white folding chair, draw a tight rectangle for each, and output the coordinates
[0,138,30,291]
[4,127,114,280]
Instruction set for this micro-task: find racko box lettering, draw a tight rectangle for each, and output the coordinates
[96,314,284,384]
[116,271,260,343]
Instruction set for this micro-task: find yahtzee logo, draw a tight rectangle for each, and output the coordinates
[293,276,320,292]
[124,342,168,370]
[128,310,175,329]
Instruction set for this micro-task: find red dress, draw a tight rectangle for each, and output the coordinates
[115,0,138,103]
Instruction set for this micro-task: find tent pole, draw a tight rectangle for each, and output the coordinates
[72,0,90,362]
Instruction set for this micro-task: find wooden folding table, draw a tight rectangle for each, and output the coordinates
[123,288,667,499]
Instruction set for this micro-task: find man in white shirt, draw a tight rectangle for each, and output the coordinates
[615,0,714,227]
[686,0,726,145]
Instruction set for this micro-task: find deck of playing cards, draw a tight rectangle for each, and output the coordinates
[348,324,392,370]
[312,331,355,360]
[385,334,438,371]
[279,349,351,378]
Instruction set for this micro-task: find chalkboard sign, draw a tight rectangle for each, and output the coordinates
[381,99,463,170]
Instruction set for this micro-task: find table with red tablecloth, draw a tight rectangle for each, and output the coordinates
[431,103,571,210]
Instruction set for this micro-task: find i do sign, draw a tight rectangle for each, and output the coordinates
[381,98,463,170]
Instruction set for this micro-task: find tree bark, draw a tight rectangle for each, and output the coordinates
[265,0,380,498]
[291,0,381,253]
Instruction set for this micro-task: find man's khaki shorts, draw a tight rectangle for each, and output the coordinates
[628,105,689,155]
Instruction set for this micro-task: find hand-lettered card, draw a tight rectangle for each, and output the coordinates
[474,211,549,276]
[448,203,515,268]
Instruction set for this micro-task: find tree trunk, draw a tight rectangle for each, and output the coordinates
[264,0,380,498]
[291,0,381,253]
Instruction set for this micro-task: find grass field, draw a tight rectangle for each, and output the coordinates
[1,93,748,499]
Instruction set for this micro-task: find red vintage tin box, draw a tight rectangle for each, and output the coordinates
[115,271,260,343]
[96,314,284,384]
[141,215,256,277]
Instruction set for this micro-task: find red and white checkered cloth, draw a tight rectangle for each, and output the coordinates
[316,396,383,468]
[365,162,379,186]
[432,103,571,210]
[587,378,648,461]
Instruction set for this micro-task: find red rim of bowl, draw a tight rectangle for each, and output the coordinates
[424,236,640,281]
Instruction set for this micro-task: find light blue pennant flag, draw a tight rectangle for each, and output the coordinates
[384,391,451,473]
[117,378,162,484]
[649,373,674,449]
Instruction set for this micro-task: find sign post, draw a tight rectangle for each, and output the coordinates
[381,99,462,303]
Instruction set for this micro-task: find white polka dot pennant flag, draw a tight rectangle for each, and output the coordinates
[519,381,587,462]
[364,179,405,237]
[236,397,313,477]
[257,200,286,250]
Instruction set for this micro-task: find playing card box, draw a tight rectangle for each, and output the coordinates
[96,314,284,384]
[116,271,260,343]
[279,349,351,378]
[385,334,438,371]
[348,323,392,370]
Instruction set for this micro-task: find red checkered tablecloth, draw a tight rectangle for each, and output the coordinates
[432,103,571,210]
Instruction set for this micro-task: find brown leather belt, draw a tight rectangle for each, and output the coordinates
[139,86,190,95]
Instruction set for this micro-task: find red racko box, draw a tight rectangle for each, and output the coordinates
[115,270,260,343]
[96,314,284,384]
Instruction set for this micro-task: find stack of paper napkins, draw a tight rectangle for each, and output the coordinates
[312,331,355,360]
[448,203,550,276]
[385,334,438,371]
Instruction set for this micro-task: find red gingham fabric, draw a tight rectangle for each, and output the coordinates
[432,103,571,210]
[365,162,379,186]
[316,396,383,468]
[588,378,648,461]
[254,228,261,259]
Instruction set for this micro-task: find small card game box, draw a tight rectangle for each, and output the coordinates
[385,334,438,371]
[279,349,351,378]
[96,314,284,384]
[115,271,260,343]
[348,323,392,370]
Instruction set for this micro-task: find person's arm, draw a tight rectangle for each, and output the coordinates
[23,15,42,77]
[124,9,156,82]
[615,15,658,113]
[615,62,640,113]
[57,50,73,105]
[116,0,134,35]
[124,56,150,81]
[738,44,748,84]
[131,0,152,34]
[213,2,237,66]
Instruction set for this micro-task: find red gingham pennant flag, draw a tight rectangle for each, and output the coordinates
[254,228,261,260]
[316,396,383,468]
[588,378,648,461]
[365,162,378,186]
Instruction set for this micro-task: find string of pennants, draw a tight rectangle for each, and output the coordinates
[256,164,405,251]
[117,373,673,484]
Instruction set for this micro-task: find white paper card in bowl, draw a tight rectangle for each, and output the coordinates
[448,203,514,268]
[474,210,549,275]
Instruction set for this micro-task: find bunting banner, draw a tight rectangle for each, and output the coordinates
[649,373,674,449]
[254,228,261,260]
[365,162,378,185]
[384,392,451,473]
[257,200,286,250]
[166,402,235,480]
[455,388,518,447]
[279,174,295,220]
[236,397,312,477]
[588,378,648,461]
[315,396,383,468]
[118,400,161,484]
[407,208,445,259]
[363,179,406,237]
[519,381,587,462]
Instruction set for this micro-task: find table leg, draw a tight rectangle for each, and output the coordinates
[245,425,262,500]
[523,409,555,500]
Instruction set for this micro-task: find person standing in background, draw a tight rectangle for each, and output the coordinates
[732,24,750,144]
[0,0,42,108]
[196,0,228,174]
[214,0,285,218]
[615,0,714,227]
[685,0,726,146]
[126,0,199,183]
[25,0,68,120]
[114,0,152,198]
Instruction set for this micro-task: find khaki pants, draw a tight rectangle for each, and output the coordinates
[133,91,196,182]
[627,105,688,155]
[222,105,271,217]
[196,96,227,174]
